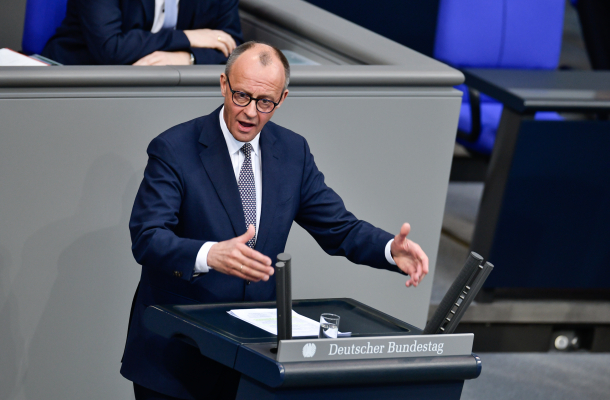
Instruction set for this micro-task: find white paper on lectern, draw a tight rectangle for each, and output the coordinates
[228,308,321,337]
[0,48,49,66]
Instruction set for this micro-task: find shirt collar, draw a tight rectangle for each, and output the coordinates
[219,106,261,157]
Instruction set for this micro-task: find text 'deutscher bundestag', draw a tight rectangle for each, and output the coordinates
[276,333,474,363]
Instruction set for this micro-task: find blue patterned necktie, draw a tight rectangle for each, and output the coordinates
[238,143,256,248]
[162,0,178,30]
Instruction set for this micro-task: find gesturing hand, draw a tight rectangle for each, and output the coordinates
[183,29,237,57]
[391,223,429,288]
[207,225,274,282]
[133,51,191,66]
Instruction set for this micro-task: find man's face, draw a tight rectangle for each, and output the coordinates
[220,47,289,142]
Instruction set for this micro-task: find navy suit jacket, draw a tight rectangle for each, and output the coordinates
[121,106,396,398]
[42,0,243,65]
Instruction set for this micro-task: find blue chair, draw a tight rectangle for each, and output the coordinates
[434,0,566,157]
[22,0,68,55]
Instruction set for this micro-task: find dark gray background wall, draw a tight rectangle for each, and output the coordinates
[0,0,26,50]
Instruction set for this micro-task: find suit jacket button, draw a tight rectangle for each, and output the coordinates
[174,271,182,278]
[247,281,251,285]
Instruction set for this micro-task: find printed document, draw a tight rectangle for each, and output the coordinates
[228,308,320,337]
[228,308,350,337]
[0,48,49,66]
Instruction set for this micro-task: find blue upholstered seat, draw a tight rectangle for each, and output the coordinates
[434,0,566,156]
[22,0,68,55]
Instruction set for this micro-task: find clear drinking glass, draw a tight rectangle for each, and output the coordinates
[319,313,340,338]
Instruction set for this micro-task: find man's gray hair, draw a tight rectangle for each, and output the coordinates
[225,41,290,90]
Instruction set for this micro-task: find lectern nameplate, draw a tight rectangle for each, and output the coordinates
[276,333,474,363]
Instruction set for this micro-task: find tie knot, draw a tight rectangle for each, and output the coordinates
[241,143,253,158]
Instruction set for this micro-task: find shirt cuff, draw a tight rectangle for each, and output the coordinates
[195,241,217,273]
[385,239,397,266]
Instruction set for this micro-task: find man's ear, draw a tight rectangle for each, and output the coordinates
[277,90,289,107]
[219,74,227,98]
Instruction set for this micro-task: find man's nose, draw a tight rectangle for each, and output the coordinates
[244,100,258,117]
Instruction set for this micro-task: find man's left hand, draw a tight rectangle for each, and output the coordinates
[391,223,429,287]
[133,51,191,66]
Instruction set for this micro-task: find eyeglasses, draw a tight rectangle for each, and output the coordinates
[226,76,280,114]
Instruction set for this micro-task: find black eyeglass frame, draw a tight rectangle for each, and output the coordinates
[225,76,281,114]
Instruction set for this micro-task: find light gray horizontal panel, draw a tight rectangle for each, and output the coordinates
[172,65,225,85]
[289,66,463,87]
[0,66,180,87]
[283,87,463,97]
[0,65,464,88]
[0,86,462,99]
[167,65,464,87]
[0,88,220,99]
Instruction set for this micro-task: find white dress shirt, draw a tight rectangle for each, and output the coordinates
[151,0,180,33]
[194,107,396,274]
[194,107,262,273]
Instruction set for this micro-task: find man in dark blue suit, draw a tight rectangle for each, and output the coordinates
[42,0,242,65]
[122,41,429,399]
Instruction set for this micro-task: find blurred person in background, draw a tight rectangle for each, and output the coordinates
[42,0,242,65]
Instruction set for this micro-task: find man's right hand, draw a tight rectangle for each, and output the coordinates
[183,29,237,57]
[207,225,274,281]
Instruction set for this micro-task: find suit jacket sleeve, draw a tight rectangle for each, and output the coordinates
[129,135,204,280]
[294,140,396,271]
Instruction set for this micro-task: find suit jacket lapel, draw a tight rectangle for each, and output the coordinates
[255,127,279,253]
[139,0,155,25]
[198,109,246,237]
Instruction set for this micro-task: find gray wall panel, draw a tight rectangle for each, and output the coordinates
[0,87,460,399]
[0,94,220,400]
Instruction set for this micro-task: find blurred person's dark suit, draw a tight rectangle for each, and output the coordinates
[575,0,610,70]
[42,0,242,65]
